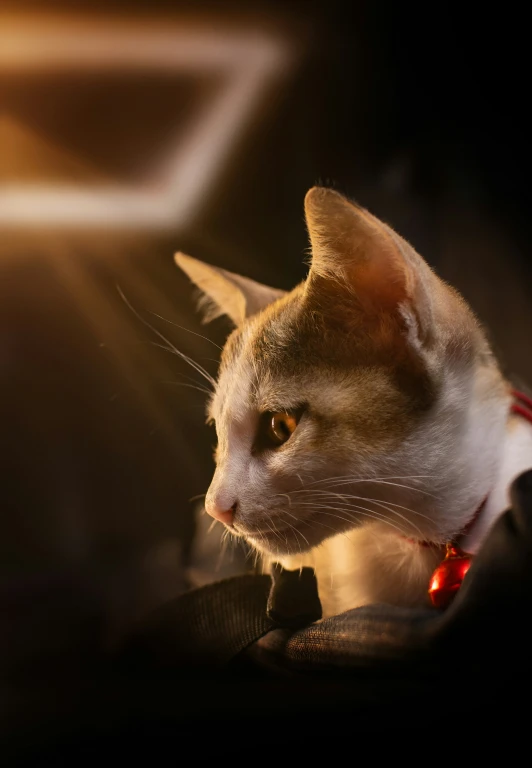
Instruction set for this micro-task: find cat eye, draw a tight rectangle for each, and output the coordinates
[252,406,305,453]
[266,412,299,447]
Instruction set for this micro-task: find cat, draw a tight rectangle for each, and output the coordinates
[174,186,532,617]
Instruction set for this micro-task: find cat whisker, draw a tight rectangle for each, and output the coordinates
[309,517,357,545]
[333,494,434,524]
[217,528,241,571]
[264,520,285,545]
[149,340,216,390]
[278,478,433,497]
[362,499,424,537]
[256,531,270,558]
[280,521,303,556]
[279,508,343,551]
[159,366,213,391]
[207,518,218,534]
[216,529,232,571]
[279,515,310,549]
[152,346,214,395]
[147,311,223,350]
[292,501,409,537]
[218,529,229,558]
[348,479,438,499]
[284,489,433,528]
[294,491,425,534]
[282,479,438,499]
[303,474,439,489]
[277,509,306,555]
[117,285,216,389]
[276,492,293,507]
[162,380,213,396]
[244,542,258,564]
[321,508,408,537]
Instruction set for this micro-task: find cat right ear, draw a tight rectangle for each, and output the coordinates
[174,252,286,326]
[304,187,434,347]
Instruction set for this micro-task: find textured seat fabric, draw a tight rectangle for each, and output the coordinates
[123,471,532,718]
[246,465,532,680]
[5,472,532,762]
[129,470,532,676]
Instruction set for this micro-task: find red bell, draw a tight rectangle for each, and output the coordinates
[428,543,472,609]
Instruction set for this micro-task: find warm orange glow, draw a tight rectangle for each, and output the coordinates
[0,15,294,230]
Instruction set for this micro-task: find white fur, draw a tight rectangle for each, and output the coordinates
[278,411,532,618]
[207,336,531,617]
[275,371,532,617]
[461,412,532,554]
[177,188,532,618]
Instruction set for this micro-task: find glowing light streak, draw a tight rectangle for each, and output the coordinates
[0,18,293,229]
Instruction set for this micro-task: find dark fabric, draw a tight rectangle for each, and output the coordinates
[246,466,532,678]
[5,472,532,762]
[109,470,532,745]
[125,470,532,681]
[121,560,323,672]
[121,573,274,668]
[266,562,322,627]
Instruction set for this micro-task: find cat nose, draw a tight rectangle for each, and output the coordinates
[205,498,237,526]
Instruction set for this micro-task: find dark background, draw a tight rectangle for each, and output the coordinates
[2,0,531,740]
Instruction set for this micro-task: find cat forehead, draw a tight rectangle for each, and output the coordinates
[208,293,421,427]
[209,323,300,423]
[215,285,378,389]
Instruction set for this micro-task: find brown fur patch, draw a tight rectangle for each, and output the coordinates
[237,280,439,453]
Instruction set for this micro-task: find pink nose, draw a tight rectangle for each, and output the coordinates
[205,499,236,526]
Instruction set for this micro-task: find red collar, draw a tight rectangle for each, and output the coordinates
[511,387,532,422]
[409,495,487,551]
[425,388,532,608]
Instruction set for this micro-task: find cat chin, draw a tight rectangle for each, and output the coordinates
[243,520,343,556]
[245,536,313,557]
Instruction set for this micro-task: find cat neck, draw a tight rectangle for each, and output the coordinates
[275,406,532,616]
[357,381,532,549]
[460,405,532,553]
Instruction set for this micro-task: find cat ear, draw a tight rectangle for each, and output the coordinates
[174,252,286,326]
[304,187,433,344]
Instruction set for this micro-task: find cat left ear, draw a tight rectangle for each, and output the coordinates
[174,252,286,326]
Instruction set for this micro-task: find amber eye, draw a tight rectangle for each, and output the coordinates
[266,412,298,446]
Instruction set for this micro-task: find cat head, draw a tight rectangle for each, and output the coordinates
[175,187,507,554]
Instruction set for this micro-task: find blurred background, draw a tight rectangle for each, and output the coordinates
[2,0,531,719]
